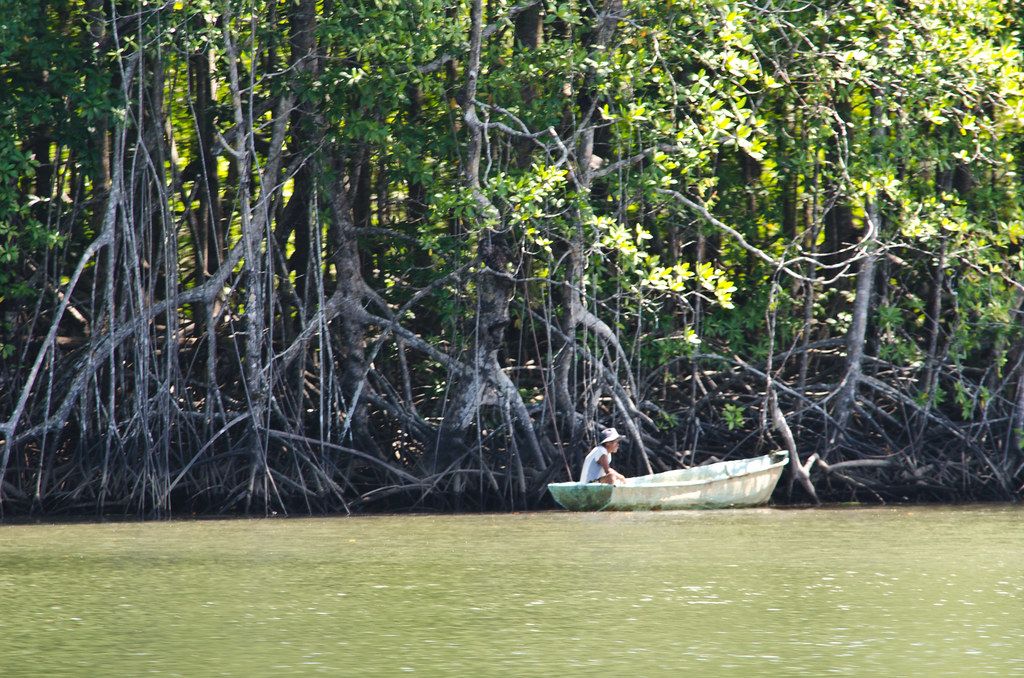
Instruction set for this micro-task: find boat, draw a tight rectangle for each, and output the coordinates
[547,450,789,511]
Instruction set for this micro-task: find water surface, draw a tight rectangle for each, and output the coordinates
[1,505,1021,676]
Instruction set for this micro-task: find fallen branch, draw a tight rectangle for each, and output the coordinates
[770,389,820,504]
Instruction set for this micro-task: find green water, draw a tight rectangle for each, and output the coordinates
[1,506,1021,677]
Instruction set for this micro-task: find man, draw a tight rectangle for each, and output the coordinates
[579,427,627,485]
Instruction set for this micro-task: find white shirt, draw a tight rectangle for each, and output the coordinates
[579,445,611,483]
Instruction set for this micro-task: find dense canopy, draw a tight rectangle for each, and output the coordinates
[1,0,1022,517]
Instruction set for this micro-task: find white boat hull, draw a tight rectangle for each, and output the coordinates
[547,450,789,511]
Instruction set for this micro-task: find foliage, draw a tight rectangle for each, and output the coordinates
[0,0,1022,516]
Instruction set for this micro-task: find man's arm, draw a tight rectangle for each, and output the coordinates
[598,454,626,484]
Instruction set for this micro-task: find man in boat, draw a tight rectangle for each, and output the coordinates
[580,427,627,485]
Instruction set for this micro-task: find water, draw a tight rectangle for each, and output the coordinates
[1,506,1021,677]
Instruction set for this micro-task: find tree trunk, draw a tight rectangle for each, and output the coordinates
[223,11,296,512]
[833,96,885,440]
[436,0,545,491]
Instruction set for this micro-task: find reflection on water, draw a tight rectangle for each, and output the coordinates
[1,506,1021,676]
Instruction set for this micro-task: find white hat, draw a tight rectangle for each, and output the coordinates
[600,427,622,444]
